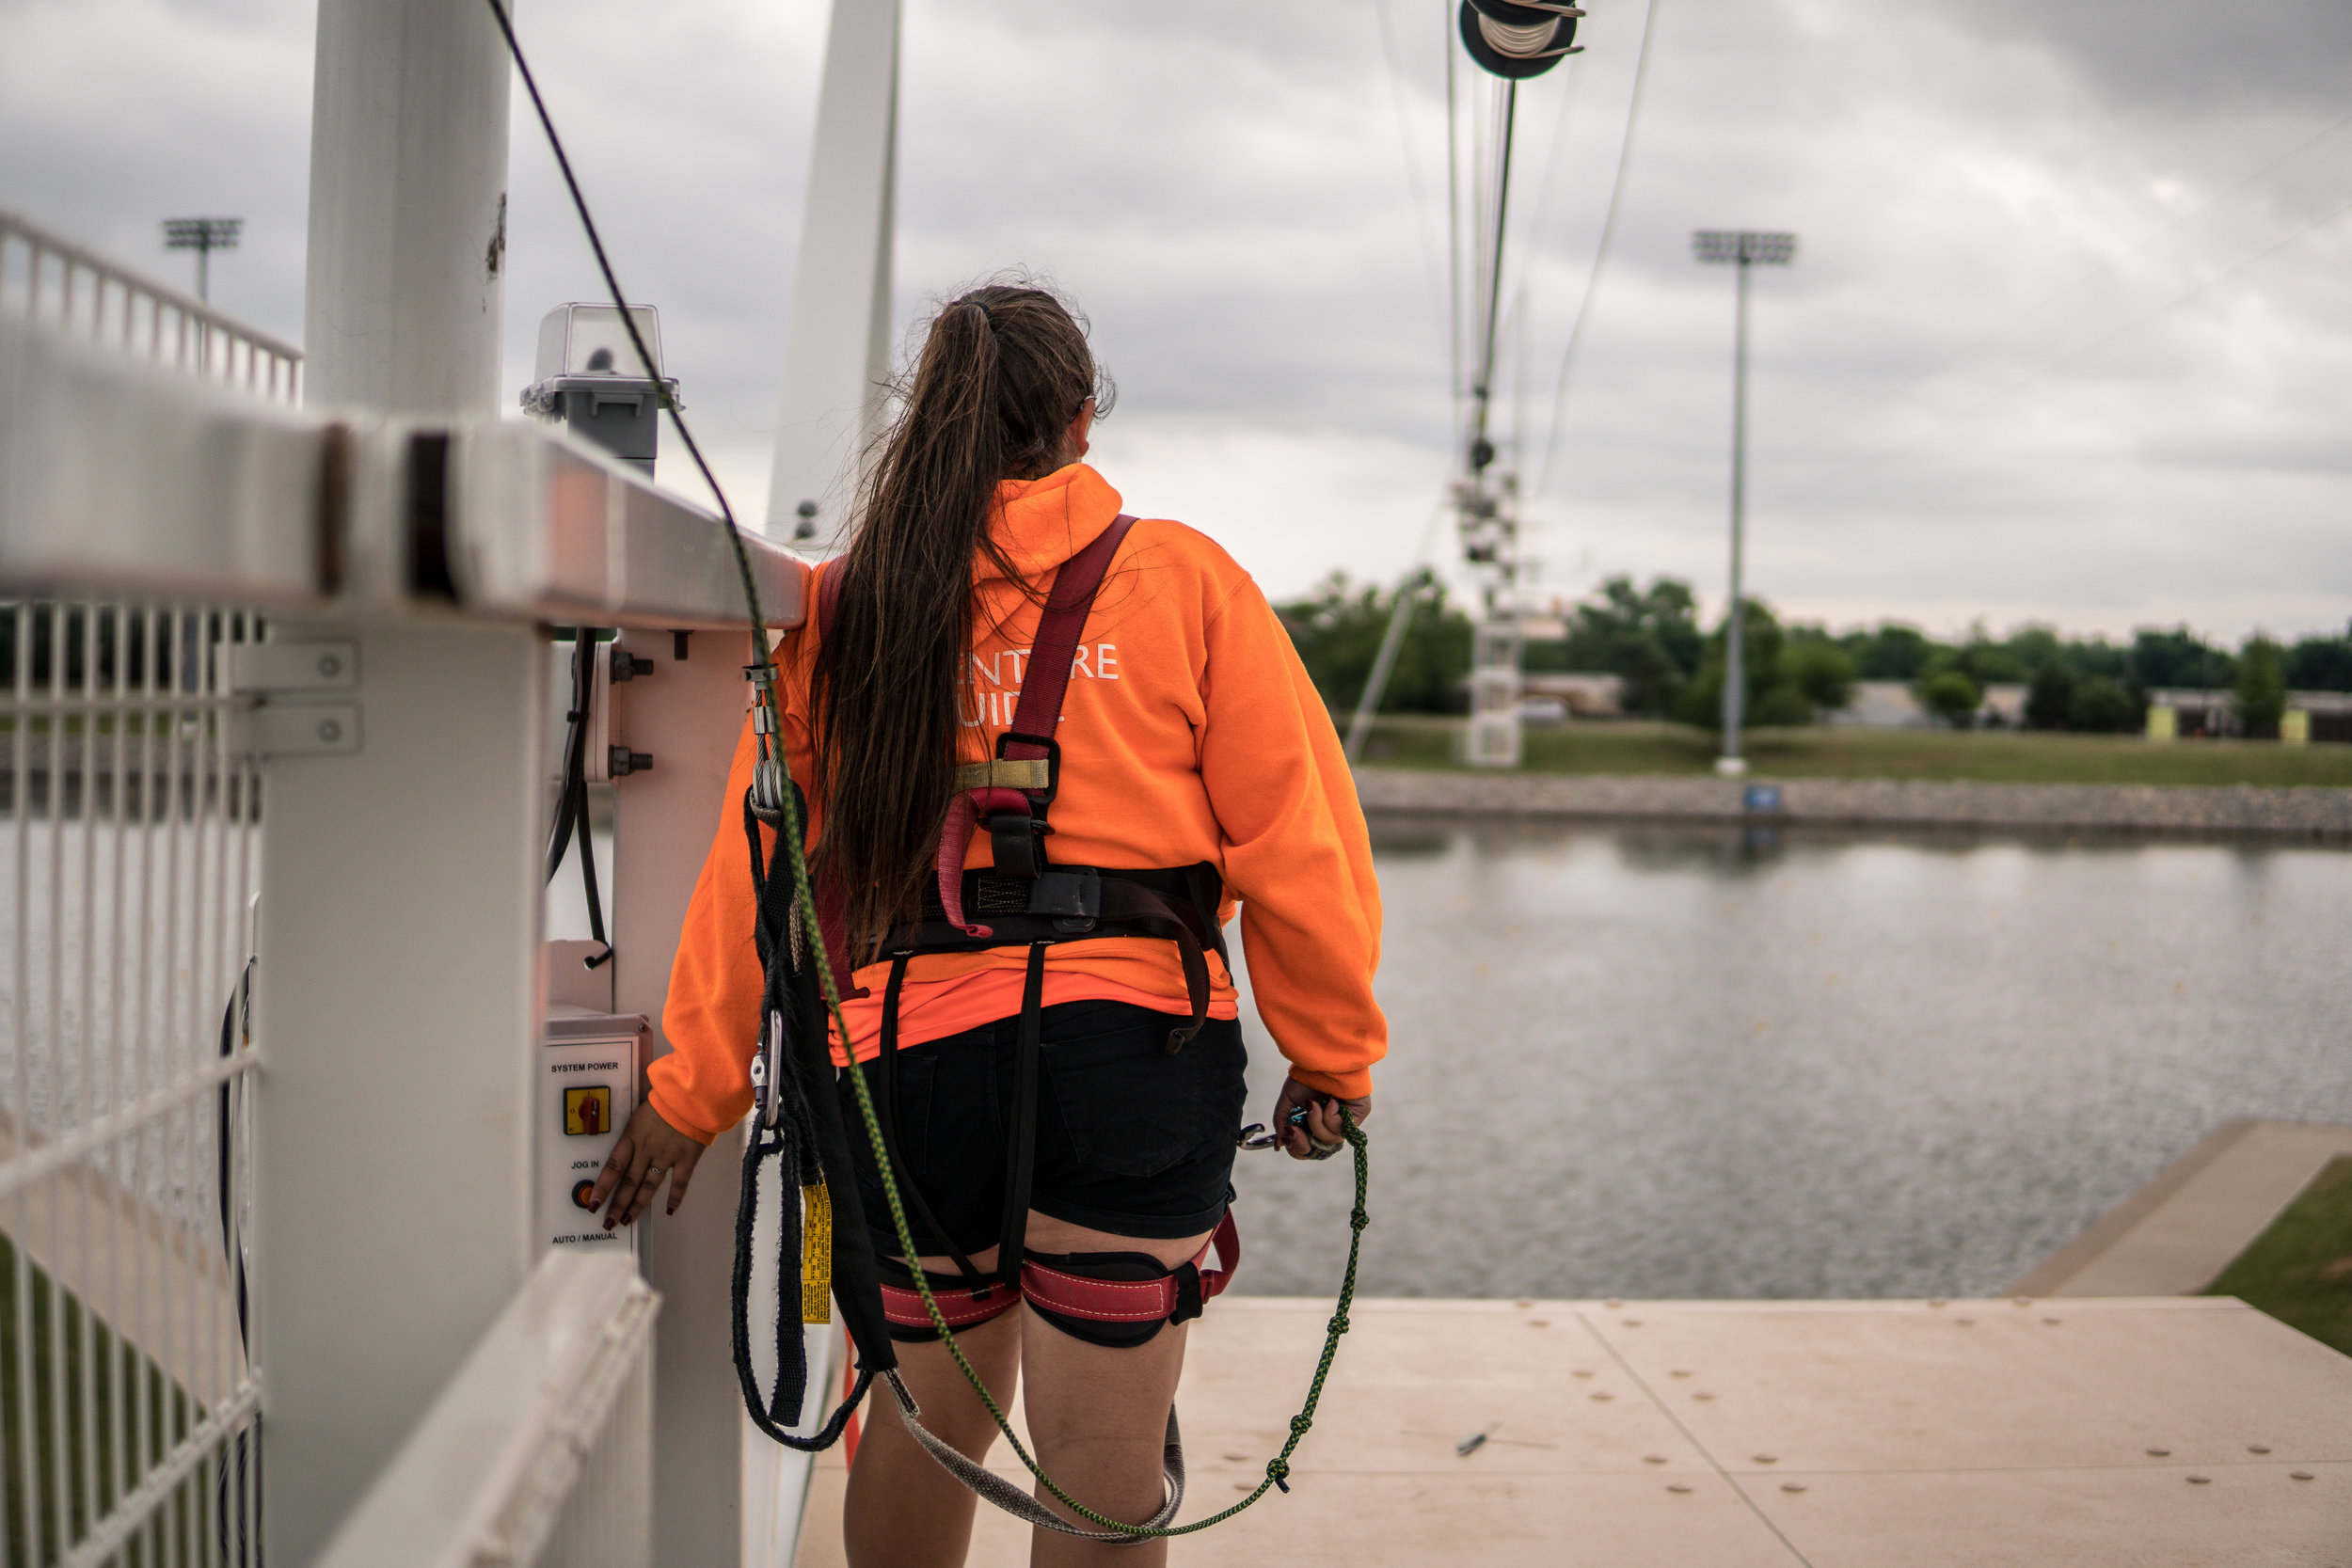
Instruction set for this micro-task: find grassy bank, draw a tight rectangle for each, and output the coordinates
[2205,1156,2352,1356]
[2,1237,210,1565]
[1357,717,2352,788]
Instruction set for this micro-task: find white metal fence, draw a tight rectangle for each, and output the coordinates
[0,209,301,406]
[0,201,812,1566]
[2,213,275,1568]
[1,602,266,1568]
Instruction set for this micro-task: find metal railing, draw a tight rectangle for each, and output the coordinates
[2,602,264,1568]
[312,1252,657,1568]
[1,208,807,1567]
[1,221,280,1568]
[0,209,301,405]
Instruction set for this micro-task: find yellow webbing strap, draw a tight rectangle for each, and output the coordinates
[802,1180,834,1323]
[950,758,1051,793]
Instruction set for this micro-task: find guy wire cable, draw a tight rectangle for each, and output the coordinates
[1475,82,1518,401]
[482,0,1372,1536]
[1375,0,1449,339]
[1534,0,1662,498]
[1446,18,1465,424]
[482,0,771,648]
[1343,496,1457,761]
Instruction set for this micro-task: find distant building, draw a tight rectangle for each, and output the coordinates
[1520,672,1625,719]
[1830,681,1928,726]
[2147,689,2352,743]
[1828,680,2026,729]
[1978,683,2028,727]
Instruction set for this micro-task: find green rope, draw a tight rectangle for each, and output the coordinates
[483,8,1368,1528]
[771,774,1369,1535]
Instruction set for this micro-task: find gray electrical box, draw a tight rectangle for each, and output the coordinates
[520,303,681,475]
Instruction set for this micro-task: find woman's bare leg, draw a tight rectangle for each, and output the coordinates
[1019,1214,1214,1568]
[843,1243,1022,1568]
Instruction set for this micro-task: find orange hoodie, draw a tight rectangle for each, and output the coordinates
[649,464,1385,1145]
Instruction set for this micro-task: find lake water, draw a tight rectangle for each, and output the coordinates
[1229,815,2351,1302]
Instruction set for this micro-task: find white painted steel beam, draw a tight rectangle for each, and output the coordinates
[453,422,809,631]
[0,317,328,604]
[313,1249,658,1568]
[262,7,531,1559]
[765,0,902,546]
[609,626,755,1561]
[253,616,552,1562]
[0,315,808,630]
[606,626,836,1567]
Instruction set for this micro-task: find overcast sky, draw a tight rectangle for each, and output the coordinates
[5,0,2349,643]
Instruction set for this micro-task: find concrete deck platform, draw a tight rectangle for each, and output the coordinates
[2015,1118,2352,1297]
[792,1295,2352,1566]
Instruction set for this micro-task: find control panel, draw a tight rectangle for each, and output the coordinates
[542,1006,646,1252]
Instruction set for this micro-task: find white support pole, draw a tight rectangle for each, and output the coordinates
[303,0,512,420]
[256,4,529,1560]
[1719,253,1751,775]
[765,0,902,546]
[609,628,803,1566]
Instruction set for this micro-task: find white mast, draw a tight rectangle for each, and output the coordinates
[263,3,533,1560]
[766,0,903,550]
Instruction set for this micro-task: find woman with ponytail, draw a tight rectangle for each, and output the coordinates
[598,280,1385,1566]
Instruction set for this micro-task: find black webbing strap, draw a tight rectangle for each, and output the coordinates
[739,787,899,1421]
[995,945,1050,1292]
[876,955,995,1294]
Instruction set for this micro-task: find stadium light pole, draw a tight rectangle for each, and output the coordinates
[163,215,244,302]
[1692,229,1795,777]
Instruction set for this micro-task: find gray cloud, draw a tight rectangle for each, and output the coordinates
[3,0,2348,641]
[1976,0,2352,112]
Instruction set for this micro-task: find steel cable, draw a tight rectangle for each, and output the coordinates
[485,0,1372,1534]
[1534,0,1662,497]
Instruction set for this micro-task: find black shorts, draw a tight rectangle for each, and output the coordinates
[838,999,1247,1259]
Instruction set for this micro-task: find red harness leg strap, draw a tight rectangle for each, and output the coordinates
[877,1275,1023,1333]
[1019,1211,1241,1327]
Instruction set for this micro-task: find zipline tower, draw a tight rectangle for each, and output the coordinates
[1454,0,1579,767]
[1458,467,1525,766]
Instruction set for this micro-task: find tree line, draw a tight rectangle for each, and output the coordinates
[1274,571,2352,735]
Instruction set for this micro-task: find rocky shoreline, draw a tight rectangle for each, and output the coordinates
[1352,767,2352,839]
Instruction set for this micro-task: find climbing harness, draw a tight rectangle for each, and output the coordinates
[828,516,1233,1323]
[483,0,1369,1534]
[732,525,1370,1539]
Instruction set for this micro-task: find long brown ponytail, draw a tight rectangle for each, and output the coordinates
[810,281,1112,959]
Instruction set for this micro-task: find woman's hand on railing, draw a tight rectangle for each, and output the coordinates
[592,1101,707,1227]
[1270,1076,1371,1162]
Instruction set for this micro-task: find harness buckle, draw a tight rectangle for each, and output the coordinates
[753,1007,786,1127]
[1028,867,1101,932]
[1170,1262,1205,1324]
[985,812,1047,879]
[993,731,1061,804]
